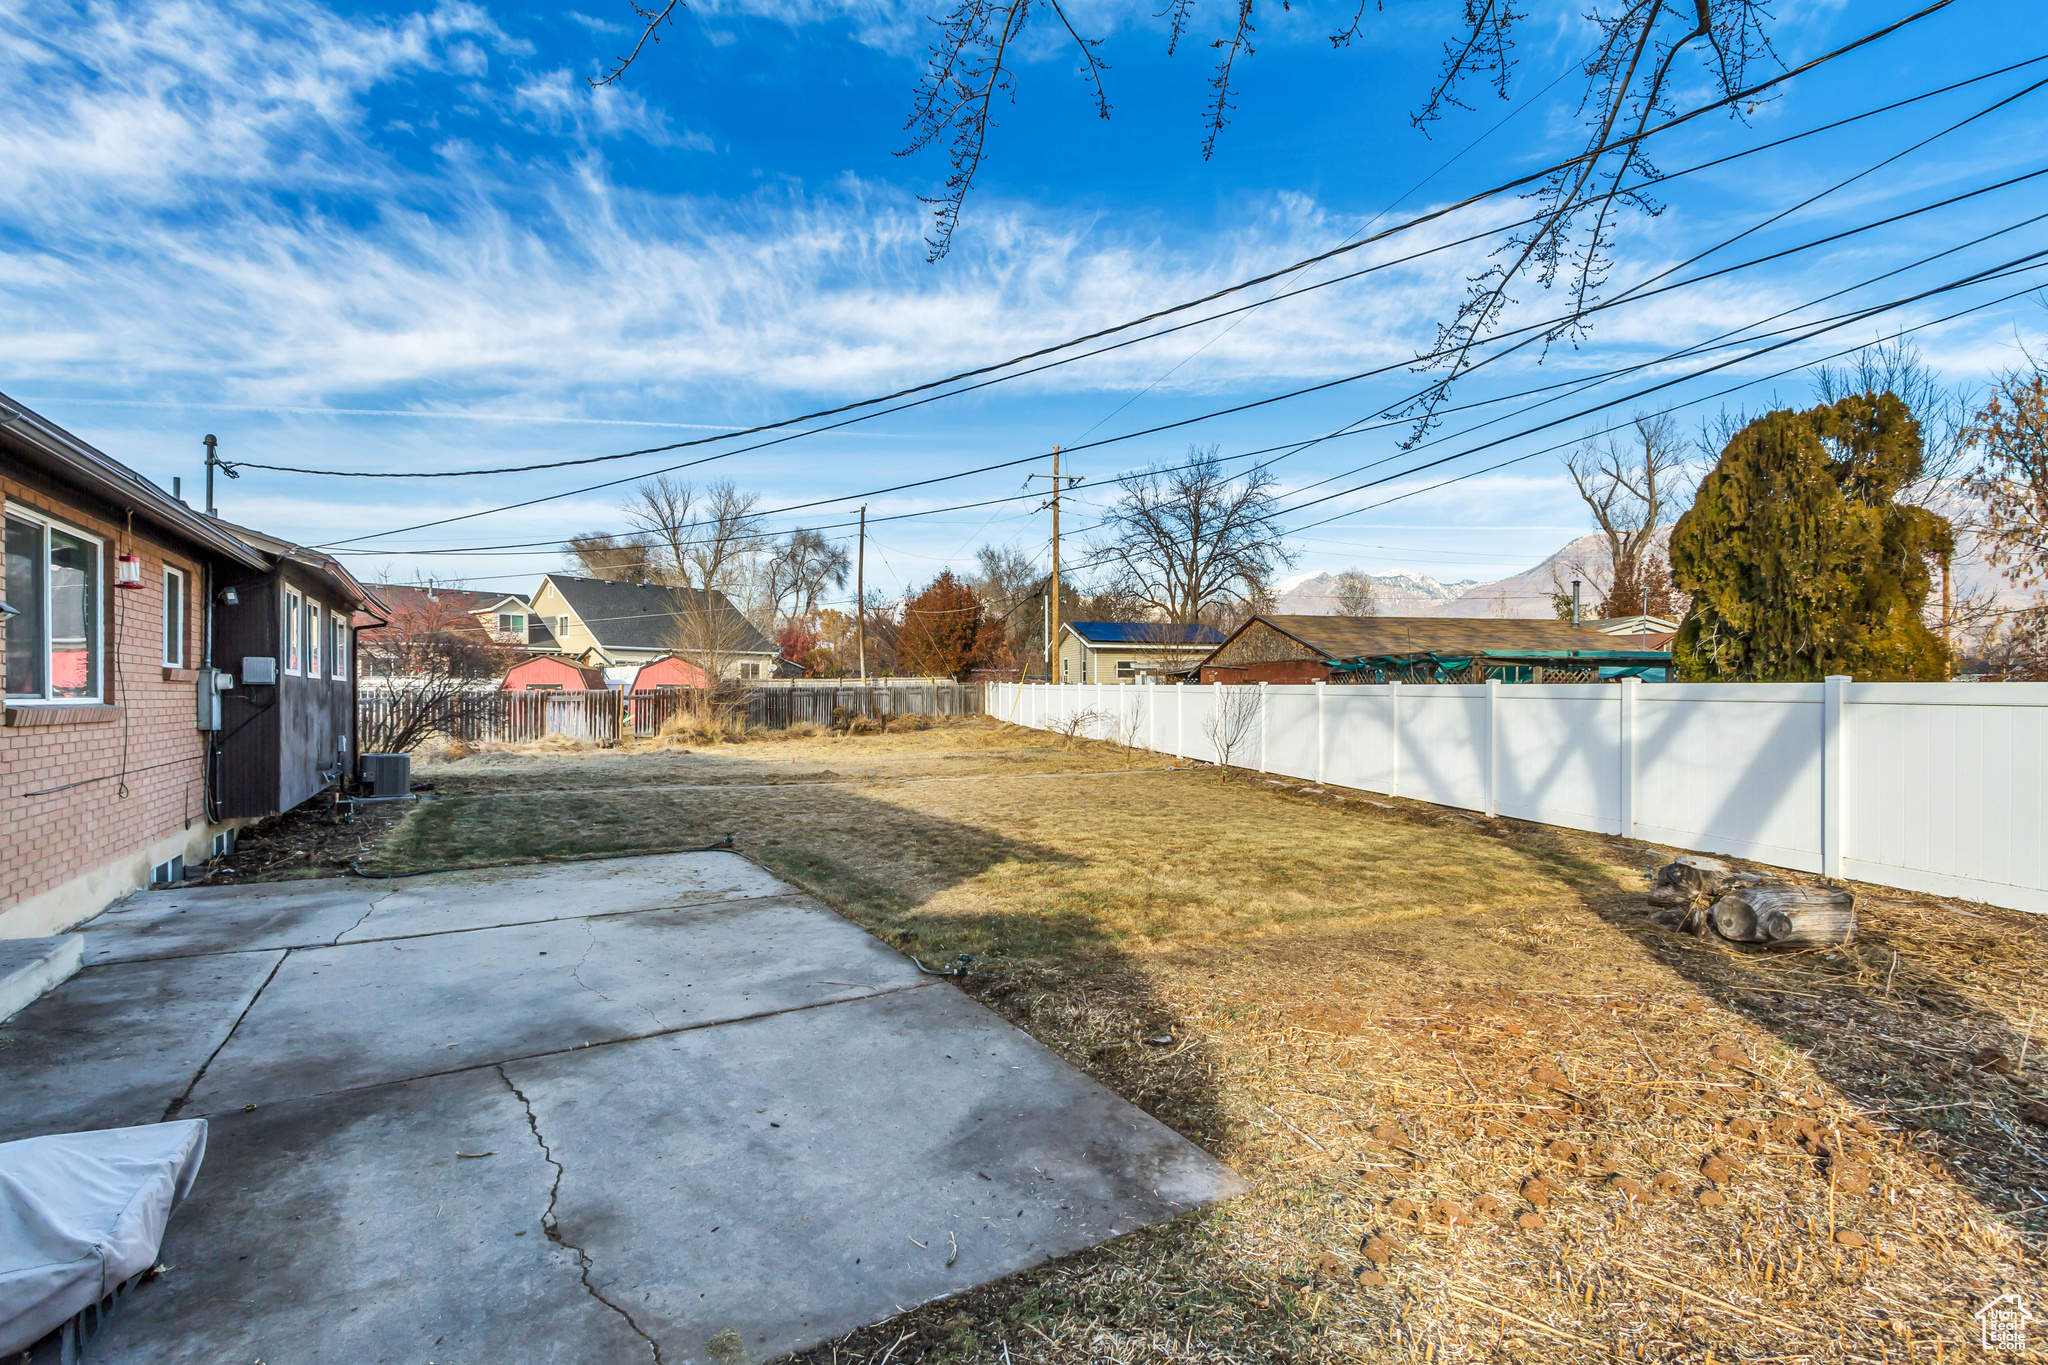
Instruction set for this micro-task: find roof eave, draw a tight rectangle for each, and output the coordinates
[0,392,268,570]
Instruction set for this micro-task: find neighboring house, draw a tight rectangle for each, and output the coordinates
[1198,616,1668,684]
[2,393,383,935]
[501,657,607,692]
[1055,622,1228,685]
[360,584,558,664]
[527,574,779,679]
[1587,614,1680,650]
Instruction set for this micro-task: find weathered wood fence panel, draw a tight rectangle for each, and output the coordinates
[362,683,985,747]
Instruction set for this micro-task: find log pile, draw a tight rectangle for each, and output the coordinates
[1646,855,1854,949]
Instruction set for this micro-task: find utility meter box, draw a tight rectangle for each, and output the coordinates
[195,668,225,730]
[241,656,278,686]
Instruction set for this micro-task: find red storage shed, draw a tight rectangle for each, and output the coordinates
[627,655,709,691]
[501,656,608,691]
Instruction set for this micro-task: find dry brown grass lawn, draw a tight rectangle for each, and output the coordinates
[385,718,2047,1363]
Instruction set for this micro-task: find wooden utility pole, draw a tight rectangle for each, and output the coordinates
[1027,446,1080,682]
[856,505,867,681]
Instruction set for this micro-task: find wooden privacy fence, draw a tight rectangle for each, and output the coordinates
[628,681,983,736]
[361,682,984,747]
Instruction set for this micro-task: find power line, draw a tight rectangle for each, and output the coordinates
[258,6,1976,496]
[1282,267,2048,535]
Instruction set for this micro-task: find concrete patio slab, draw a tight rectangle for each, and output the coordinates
[339,852,790,942]
[6,853,1245,1364]
[182,893,928,1113]
[506,985,1248,1364]
[78,879,381,964]
[94,1067,650,1365]
[0,951,283,1140]
[0,933,83,1022]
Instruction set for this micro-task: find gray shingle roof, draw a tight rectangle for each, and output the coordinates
[545,575,775,655]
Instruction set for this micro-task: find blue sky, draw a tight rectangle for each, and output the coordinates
[3,0,2044,608]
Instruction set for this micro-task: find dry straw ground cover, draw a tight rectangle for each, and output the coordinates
[381,718,2046,1363]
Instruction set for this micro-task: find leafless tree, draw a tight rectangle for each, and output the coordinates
[766,528,852,626]
[1333,570,1380,618]
[1563,409,1689,618]
[358,579,520,753]
[1812,335,1974,507]
[1049,707,1111,747]
[1095,444,1293,629]
[627,476,768,693]
[564,531,656,583]
[1202,685,1260,780]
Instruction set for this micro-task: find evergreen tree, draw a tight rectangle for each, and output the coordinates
[1670,393,1954,681]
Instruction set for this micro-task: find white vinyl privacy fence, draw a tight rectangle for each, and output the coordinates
[991,679,2048,915]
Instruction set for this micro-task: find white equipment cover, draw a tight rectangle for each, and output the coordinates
[0,1120,207,1354]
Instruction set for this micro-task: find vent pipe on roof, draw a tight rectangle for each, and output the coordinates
[1571,580,1582,627]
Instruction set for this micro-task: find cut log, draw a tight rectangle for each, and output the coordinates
[1653,856,1765,901]
[1708,885,1855,949]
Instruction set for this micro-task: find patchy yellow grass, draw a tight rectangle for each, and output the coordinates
[384,719,2048,1363]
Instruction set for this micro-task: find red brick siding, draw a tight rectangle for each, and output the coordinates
[2,478,211,910]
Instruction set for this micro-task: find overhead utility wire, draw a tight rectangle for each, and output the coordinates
[1276,254,2048,528]
[1283,273,2048,534]
[270,3,1969,493]
[333,180,2048,564]
[1264,184,2048,507]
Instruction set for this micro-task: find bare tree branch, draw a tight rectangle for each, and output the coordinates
[591,0,689,90]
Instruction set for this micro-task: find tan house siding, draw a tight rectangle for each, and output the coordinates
[527,580,589,657]
[2,475,238,934]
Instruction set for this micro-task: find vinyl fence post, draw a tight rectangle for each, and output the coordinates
[1176,684,1185,762]
[1822,674,1850,880]
[1619,676,1639,839]
[1314,680,1326,786]
[1258,681,1269,774]
[1484,677,1501,818]
[1388,681,1401,798]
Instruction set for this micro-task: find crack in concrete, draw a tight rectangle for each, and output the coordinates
[567,921,610,1001]
[332,891,394,944]
[497,1064,663,1363]
[162,949,290,1122]
[186,981,933,1119]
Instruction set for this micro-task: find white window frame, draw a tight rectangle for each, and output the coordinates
[331,610,348,680]
[284,588,302,674]
[163,566,187,668]
[305,595,322,679]
[5,506,105,704]
[498,612,524,637]
[557,614,571,638]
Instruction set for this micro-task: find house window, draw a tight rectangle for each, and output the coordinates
[739,661,762,680]
[163,566,188,668]
[1061,657,1071,682]
[284,589,301,673]
[557,615,571,638]
[305,596,322,678]
[6,511,103,702]
[1116,659,1135,678]
[331,611,348,680]
[498,612,525,637]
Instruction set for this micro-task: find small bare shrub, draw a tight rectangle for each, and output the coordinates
[1203,686,1260,779]
[885,714,931,733]
[1049,708,1110,747]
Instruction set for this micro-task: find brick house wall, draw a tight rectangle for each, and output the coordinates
[2,474,237,936]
